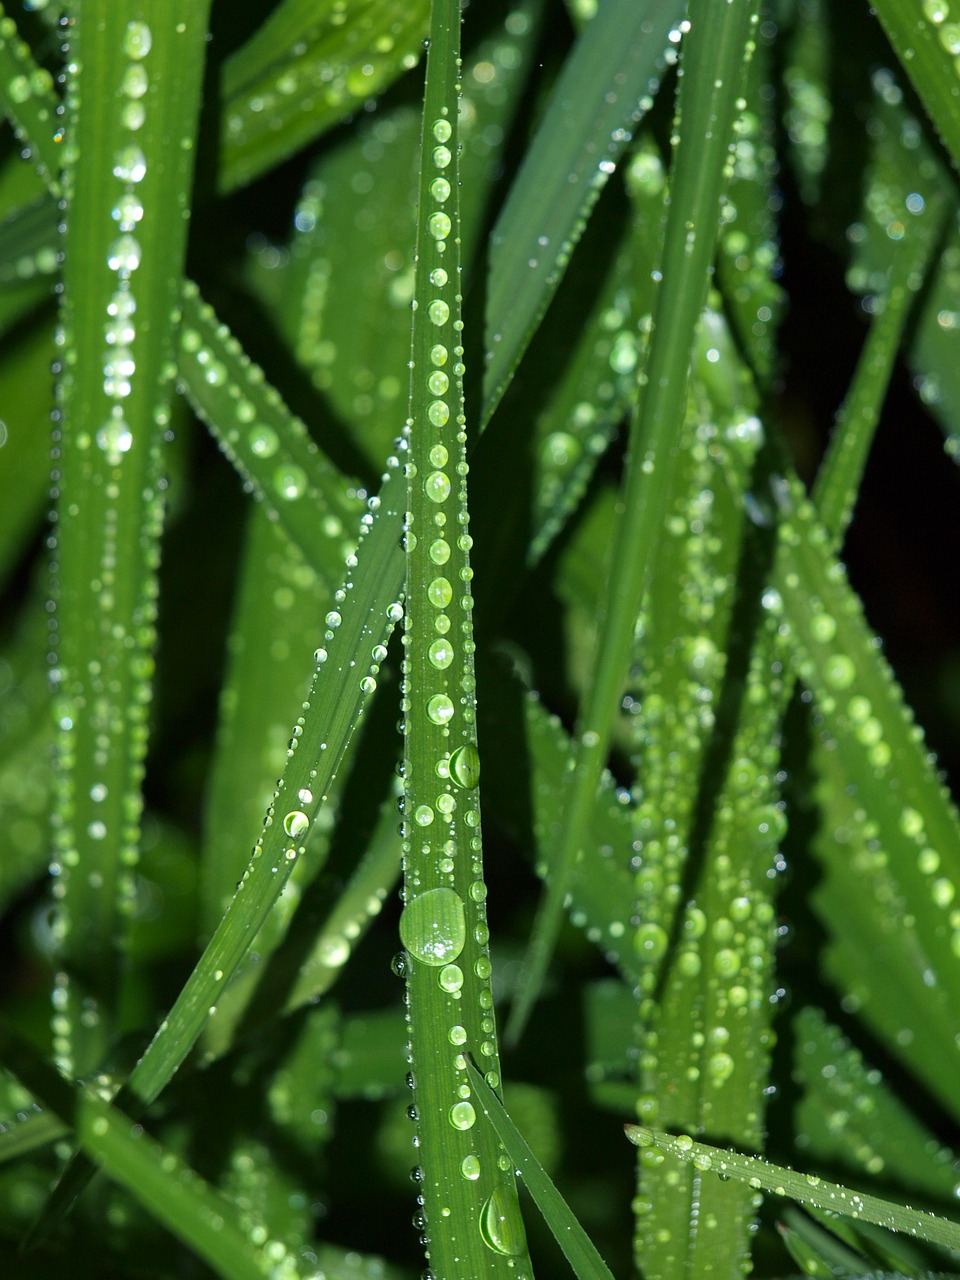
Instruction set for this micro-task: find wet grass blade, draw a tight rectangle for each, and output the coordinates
[482,0,684,422]
[219,0,429,194]
[0,4,61,197]
[465,1058,615,1280]
[506,0,760,1047]
[870,0,960,170]
[397,0,532,1274]
[0,1027,275,1280]
[50,0,211,1078]
[177,279,367,584]
[626,1124,960,1254]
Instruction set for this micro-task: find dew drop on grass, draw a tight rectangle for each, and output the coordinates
[399,888,466,966]
[427,694,454,725]
[449,743,480,790]
[460,1155,481,1180]
[449,1100,476,1130]
[282,810,309,839]
[479,1186,526,1256]
[123,20,152,59]
[438,963,464,993]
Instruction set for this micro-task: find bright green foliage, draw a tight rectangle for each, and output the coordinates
[1,0,959,1278]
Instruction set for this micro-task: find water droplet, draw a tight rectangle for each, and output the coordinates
[399,888,466,966]
[823,654,855,690]
[428,212,452,241]
[433,118,453,143]
[424,471,451,503]
[427,578,453,608]
[438,963,463,992]
[432,145,452,169]
[274,464,307,500]
[283,810,309,839]
[122,64,149,99]
[249,425,278,457]
[449,744,480,790]
[429,538,451,565]
[479,1187,526,1256]
[123,20,153,59]
[460,1154,481,1180]
[449,1100,476,1130]
[428,300,450,326]
[427,694,455,725]
[113,145,147,183]
[428,639,454,670]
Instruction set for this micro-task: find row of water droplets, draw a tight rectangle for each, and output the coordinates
[47,16,162,1076]
[395,45,528,1269]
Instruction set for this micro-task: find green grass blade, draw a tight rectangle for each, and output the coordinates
[482,0,684,423]
[398,1,532,1274]
[506,0,760,1047]
[813,194,948,537]
[0,1027,275,1280]
[465,1058,615,1280]
[219,0,429,194]
[51,0,211,1077]
[626,1124,960,1254]
[870,0,960,171]
[793,1006,960,1205]
[0,4,61,197]
[177,279,366,583]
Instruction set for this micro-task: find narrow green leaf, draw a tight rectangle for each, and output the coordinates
[219,0,429,194]
[0,4,61,196]
[51,0,211,1076]
[626,1124,960,1254]
[793,1006,960,1204]
[0,1027,276,1280]
[177,279,366,586]
[466,1058,616,1280]
[483,0,684,421]
[814,194,948,536]
[398,1,532,1275]
[506,0,760,1047]
[870,0,960,172]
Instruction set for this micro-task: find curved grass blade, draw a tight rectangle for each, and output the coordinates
[793,1006,960,1204]
[505,0,760,1047]
[0,1027,280,1279]
[32,459,407,1234]
[397,2,532,1275]
[625,1124,960,1255]
[51,0,211,1078]
[483,0,684,423]
[252,0,541,470]
[770,477,960,1119]
[177,279,367,585]
[218,0,429,195]
[814,193,948,536]
[465,1058,615,1280]
[0,195,58,336]
[870,0,960,171]
[0,4,61,197]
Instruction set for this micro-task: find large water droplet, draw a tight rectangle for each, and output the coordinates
[449,743,480,789]
[479,1186,526,1256]
[399,888,466,966]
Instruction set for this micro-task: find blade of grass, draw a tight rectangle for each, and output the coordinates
[870,0,960,171]
[625,1123,960,1254]
[50,0,211,1077]
[218,0,429,194]
[397,0,532,1274]
[0,1026,278,1279]
[0,4,61,197]
[506,0,760,1046]
[482,0,684,422]
[465,1058,616,1280]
